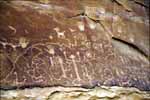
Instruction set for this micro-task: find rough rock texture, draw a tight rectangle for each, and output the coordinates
[1,86,150,100]
[0,0,149,93]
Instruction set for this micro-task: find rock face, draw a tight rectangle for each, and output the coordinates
[1,86,150,100]
[0,0,149,91]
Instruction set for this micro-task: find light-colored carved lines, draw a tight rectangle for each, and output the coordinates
[13,71,19,85]
[58,56,67,78]
[54,27,66,38]
[69,54,81,81]
[49,57,54,66]
[46,45,55,55]
[77,22,85,31]
[19,37,29,48]
[31,56,53,83]
[76,51,81,61]
[0,41,19,50]
[69,28,75,32]
[86,18,97,30]
[8,25,16,34]
[0,54,16,82]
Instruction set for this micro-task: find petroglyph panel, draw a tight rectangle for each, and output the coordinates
[0,0,149,91]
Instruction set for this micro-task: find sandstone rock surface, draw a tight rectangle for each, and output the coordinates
[0,0,149,93]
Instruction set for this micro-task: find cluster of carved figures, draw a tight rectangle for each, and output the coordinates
[0,0,149,91]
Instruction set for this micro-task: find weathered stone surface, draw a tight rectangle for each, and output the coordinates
[0,0,149,91]
[1,86,150,100]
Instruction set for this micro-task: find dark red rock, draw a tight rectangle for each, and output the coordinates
[0,0,149,91]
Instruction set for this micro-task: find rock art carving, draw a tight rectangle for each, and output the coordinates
[0,0,149,92]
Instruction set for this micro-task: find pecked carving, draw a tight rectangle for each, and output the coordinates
[0,0,149,91]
